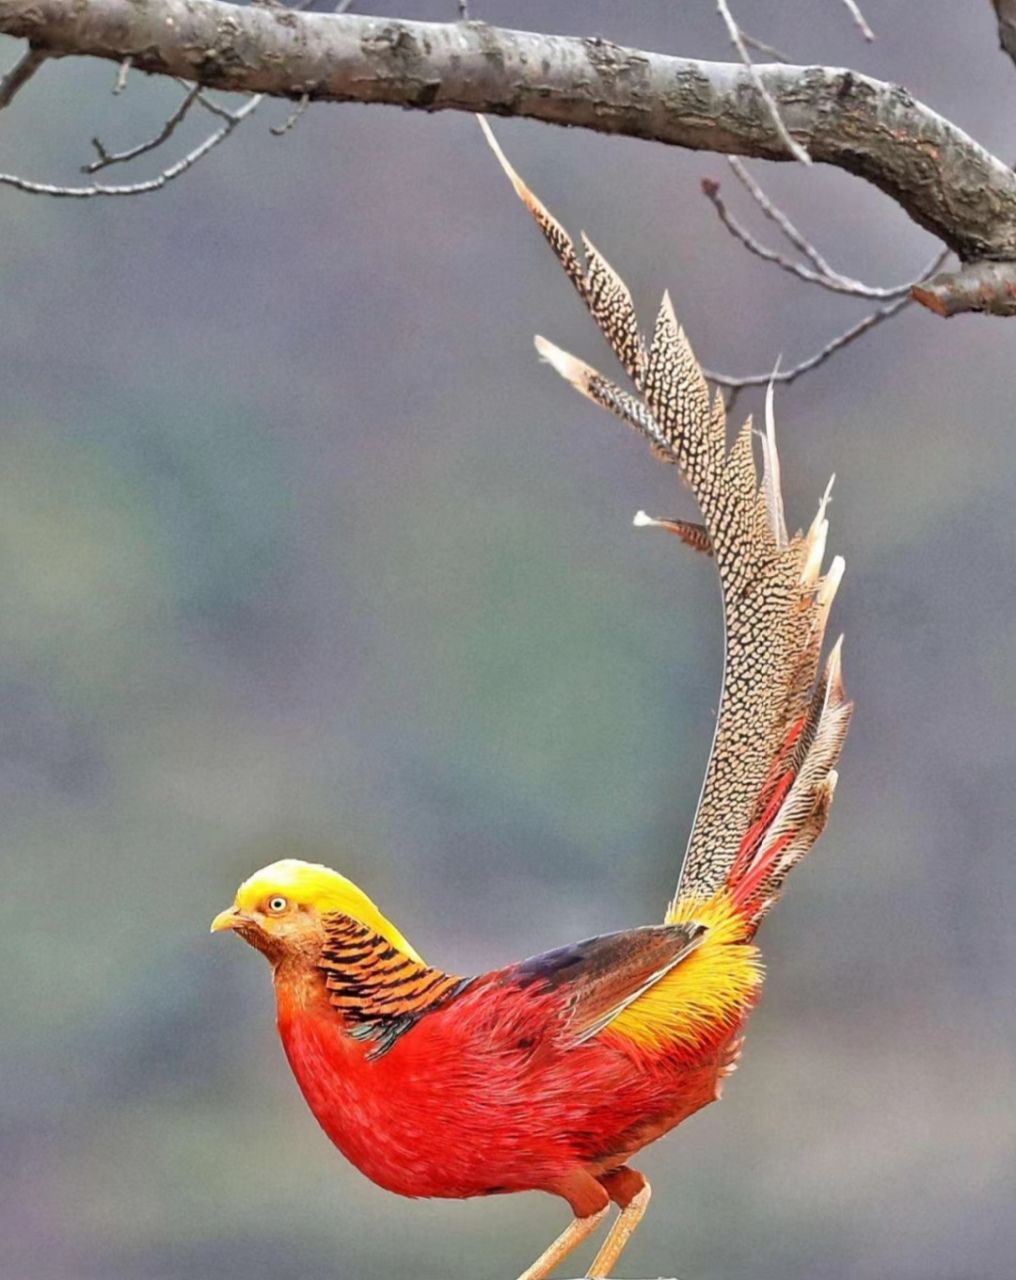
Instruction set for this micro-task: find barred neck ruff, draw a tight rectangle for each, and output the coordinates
[316,914,472,1059]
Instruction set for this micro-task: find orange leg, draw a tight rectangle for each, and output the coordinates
[516,1206,609,1280]
[586,1167,651,1278]
[517,1171,610,1280]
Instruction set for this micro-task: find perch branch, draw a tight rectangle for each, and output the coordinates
[0,0,1014,278]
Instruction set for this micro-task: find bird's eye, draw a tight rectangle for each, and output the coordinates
[267,896,288,914]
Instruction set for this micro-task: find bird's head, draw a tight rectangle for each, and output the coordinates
[211,858,422,966]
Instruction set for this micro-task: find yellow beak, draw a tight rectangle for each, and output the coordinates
[210,906,243,934]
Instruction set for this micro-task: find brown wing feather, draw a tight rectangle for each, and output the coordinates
[505,923,707,1045]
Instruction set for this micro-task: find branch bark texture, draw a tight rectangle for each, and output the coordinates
[4,1,1016,307]
[912,260,1016,317]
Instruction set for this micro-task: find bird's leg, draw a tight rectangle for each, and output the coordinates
[517,1173,610,1280]
[516,1207,609,1280]
[586,1168,651,1278]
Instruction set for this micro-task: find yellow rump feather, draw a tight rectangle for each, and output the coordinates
[605,893,762,1052]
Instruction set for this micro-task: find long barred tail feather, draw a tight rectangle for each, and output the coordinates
[481,118,852,932]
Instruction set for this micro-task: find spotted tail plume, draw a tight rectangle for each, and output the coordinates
[481,119,852,932]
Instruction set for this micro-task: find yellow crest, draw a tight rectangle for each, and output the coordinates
[234,859,424,962]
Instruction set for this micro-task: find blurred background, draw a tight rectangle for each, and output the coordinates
[1,2,1014,1277]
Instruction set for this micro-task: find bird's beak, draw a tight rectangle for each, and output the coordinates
[211,906,245,934]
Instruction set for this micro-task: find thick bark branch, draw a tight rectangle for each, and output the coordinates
[911,260,1016,317]
[3,1,1016,301]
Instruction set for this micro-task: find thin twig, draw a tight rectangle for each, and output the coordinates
[6,0,344,197]
[702,177,848,293]
[702,154,950,386]
[702,174,944,300]
[83,85,200,172]
[704,291,914,393]
[194,89,243,122]
[0,45,46,110]
[0,94,261,197]
[727,157,838,278]
[715,0,811,165]
[840,0,875,42]
[270,91,310,135]
[113,55,131,94]
[739,31,788,63]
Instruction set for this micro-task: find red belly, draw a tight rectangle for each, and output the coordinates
[277,986,739,1201]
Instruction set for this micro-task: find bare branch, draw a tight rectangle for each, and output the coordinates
[0,93,261,197]
[0,2,1013,273]
[113,55,131,94]
[703,166,938,300]
[701,176,857,295]
[840,0,875,42]
[704,292,913,392]
[270,91,310,136]
[194,89,245,123]
[715,0,811,165]
[727,157,839,277]
[76,0,346,185]
[704,248,946,389]
[992,0,1016,70]
[0,45,46,109]
[738,32,788,64]
[83,85,200,172]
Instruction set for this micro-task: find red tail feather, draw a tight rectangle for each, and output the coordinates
[727,715,805,895]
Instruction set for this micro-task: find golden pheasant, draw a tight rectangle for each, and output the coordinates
[211,121,852,1279]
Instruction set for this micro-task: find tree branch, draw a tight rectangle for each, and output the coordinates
[701,170,935,299]
[83,84,201,173]
[992,0,1016,70]
[704,289,916,395]
[2,0,1016,281]
[911,260,1016,317]
[715,0,811,166]
[0,44,46,109]
[0,91,261,197]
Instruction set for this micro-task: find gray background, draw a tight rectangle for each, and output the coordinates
[1,3,1014,1278]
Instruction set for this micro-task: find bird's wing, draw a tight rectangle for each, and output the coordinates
[505,923,707,1046]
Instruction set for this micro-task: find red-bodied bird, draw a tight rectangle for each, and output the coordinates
[212,121,852,1279]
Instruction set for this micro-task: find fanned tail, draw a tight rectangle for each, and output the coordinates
[481,118,852,934]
